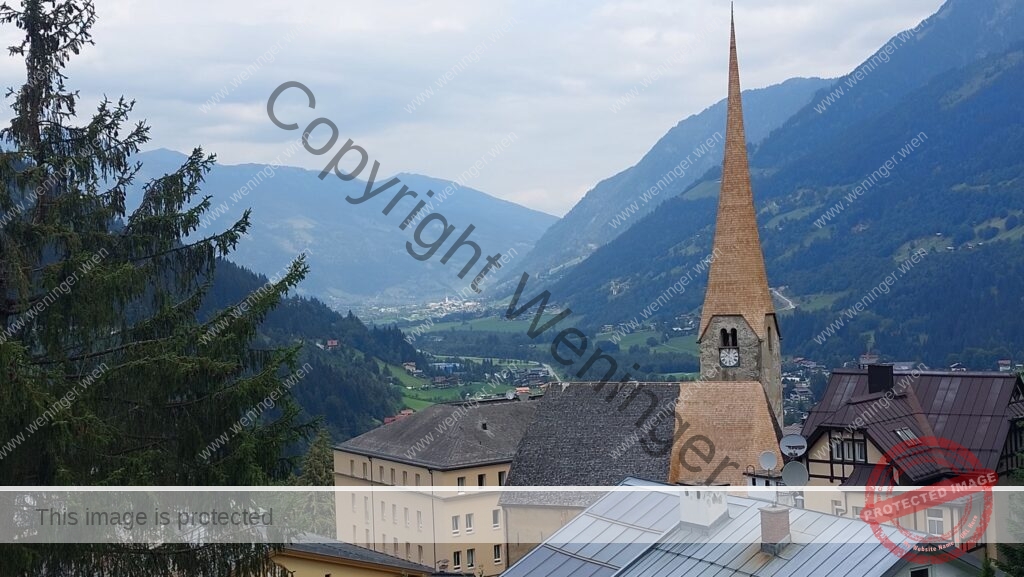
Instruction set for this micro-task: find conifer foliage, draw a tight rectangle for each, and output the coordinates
[0,1,313,574]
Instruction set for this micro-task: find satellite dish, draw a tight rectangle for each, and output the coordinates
[781,461,810,487]
[758,451,778,471]
[780,434,809,458]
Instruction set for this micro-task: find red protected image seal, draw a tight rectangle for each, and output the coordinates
[859,436,995,564]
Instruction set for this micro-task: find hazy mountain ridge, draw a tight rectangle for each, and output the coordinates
[132,151,558,306]
[497,76,832,286]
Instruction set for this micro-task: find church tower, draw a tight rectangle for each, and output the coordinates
[697,7,782,425]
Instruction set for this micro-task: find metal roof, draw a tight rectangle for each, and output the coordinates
[502,479,678,577]
[802,369,1024,481]
[503,479,990,577]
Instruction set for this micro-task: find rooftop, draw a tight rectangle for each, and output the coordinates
[503,383,677,505]
[503,479,990,577]
[337,399,537,470]
[802,368,1024,482]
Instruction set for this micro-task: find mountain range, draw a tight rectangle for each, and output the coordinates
[497,76,832,282]
[131,150,558,307]
[527,0,1024,368]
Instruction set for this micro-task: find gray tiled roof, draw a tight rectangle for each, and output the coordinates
[504,383,678,493]
[337,399,538,470]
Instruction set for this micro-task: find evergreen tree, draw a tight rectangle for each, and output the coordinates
[294,429,336,538]
[0,0,314,574]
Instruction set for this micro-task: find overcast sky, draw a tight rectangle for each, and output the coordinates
[0,0,945,216]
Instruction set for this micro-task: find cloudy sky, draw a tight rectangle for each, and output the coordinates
[0,0,945,215]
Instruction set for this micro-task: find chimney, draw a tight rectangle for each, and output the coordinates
[678,489,729,530]
[867,364,894,394]
[759,505,791,555]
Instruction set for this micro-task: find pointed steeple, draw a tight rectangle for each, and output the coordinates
[698,7,775,341]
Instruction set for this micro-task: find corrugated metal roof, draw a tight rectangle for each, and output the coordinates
[502,479,676,577]
[503,479,989,577]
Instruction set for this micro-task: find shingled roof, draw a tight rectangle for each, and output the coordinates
[504,383,678,494]
[802,369,1024,482]
[669,381,782,486]
[698,8,775,341]
[337,399,537,470]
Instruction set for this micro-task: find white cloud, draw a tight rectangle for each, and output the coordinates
[0,0,945,216]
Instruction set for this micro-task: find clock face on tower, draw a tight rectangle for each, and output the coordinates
[719,348,739,368]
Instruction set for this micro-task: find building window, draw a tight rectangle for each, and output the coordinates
[451,515,460,535]
[478,473,486,486]
[909,569,929,577]
[393,537,398,553]
[895,427,921,446]
[768,326,773,351]
[493,544,502,564]
[381,533,386,549]
[349,459,354,475]
[364,497,370,522]
[379,465,384,481]
[831,499,844,516]
[390,468,395,485]
[418,545,424,563]
[417,510,423,530]
[926,509,944,535]
[498,471,506,486]
[452,551,462,570]
[352,525,356,542]
[364,528,369,544]
[831,438,867,463]
[405,542,410,560]
[403,471,408,485]
[415,473,421,485]
[457,476,466,494]
[852,506,863,518]
[380,501,386,520]
[362,462,368,478]
[392,504,397,524]
[729,329,738,346]
[492,509,501,529]
[351,494,356,512]
[404,507,410,527]
[467,548,476,568]
[465,513,474,533]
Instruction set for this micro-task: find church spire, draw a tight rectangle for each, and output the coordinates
[698,8,775,341]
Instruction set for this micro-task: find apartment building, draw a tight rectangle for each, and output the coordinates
[335,398,537,576]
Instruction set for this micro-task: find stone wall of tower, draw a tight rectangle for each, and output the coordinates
[699,315,761,382]
[760,315,783,424]
[699,314,783,425]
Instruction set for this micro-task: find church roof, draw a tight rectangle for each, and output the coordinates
[669,381,782,485]
[336,399,537,470]
[503,383,677,495]
[698,9,776,341]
